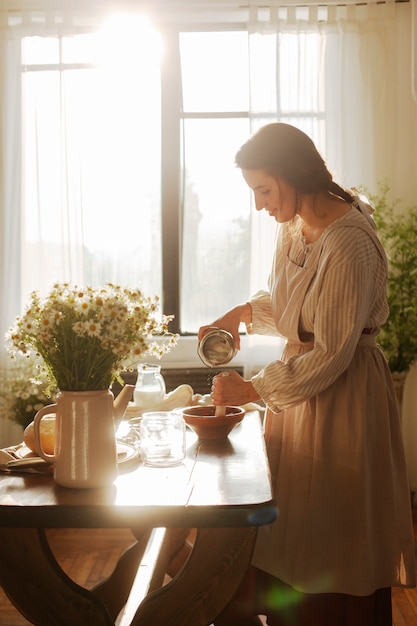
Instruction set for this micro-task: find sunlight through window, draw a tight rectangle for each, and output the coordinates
[21,13,162,299]
[19,16,324,333]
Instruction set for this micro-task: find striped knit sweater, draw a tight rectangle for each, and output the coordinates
[248,207,389,412]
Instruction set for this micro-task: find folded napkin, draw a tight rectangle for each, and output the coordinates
[0,445,52,473]
[125,383,195,418]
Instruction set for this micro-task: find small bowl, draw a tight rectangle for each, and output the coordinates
[182,405,245,440]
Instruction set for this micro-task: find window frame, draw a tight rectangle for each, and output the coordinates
[160,22,248,335]
[18,19,325,337]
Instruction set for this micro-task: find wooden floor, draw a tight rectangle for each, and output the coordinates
[392,506,417,625]
[0,509,416,625]
[0,527,136,625]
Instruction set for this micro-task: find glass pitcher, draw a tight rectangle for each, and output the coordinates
[134,363,166,411]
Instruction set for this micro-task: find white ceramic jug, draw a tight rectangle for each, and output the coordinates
[33,386,133,489]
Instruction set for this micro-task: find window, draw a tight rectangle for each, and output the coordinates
[21,16,163,305]
[179,30,252,332]
[19,14,324,335]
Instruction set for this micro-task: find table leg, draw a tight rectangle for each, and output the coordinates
[94,527,190,623]
[130,526,258,626]
[92,528,155,620]
[0,528,115,625]
[0,526,256,626]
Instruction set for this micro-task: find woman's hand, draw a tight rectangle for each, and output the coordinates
[198,303,252,350]
[211,370,260,407]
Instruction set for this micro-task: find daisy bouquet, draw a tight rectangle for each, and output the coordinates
[6,283,178,392]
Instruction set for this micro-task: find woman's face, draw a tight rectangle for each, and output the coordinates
[242,169,297,223]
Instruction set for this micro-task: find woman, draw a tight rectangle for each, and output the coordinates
[199,124,415,626]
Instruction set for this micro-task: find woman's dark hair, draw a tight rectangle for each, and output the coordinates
[235,123,353,203]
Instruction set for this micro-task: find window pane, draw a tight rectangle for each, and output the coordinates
[21,25,162,300]
[179,31,249,112]
[181,118,251,332]
[22,36,59,64]
[62,34,100,64]
[19,23,327,338]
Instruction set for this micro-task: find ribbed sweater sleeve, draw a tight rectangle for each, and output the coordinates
[249,226,388,413]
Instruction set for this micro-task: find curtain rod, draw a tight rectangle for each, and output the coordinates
[2,0,414,102]
[0,0,408,11]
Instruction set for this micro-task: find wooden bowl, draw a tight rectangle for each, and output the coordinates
[182,405,245,440]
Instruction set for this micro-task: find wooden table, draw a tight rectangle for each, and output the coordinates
[0,411,276,626]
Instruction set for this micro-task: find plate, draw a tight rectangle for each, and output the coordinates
[116,442,140,467]
[13,442,139,468]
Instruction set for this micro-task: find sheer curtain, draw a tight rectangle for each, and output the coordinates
[243,1,417,378]
[0,10,93,446]
[0,7,159,445]
[246,1,417,200]
[0,13,23,444]
[0,2,417,445]
[0,7,163,445]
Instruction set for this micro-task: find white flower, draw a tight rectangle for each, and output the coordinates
[0,352,53,427]
[6,283,178,392]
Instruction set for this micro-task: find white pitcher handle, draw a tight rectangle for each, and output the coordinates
[33,404,57,461]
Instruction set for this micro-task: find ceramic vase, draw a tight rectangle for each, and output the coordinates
[33,389,118,489]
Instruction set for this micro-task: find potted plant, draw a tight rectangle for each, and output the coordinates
[367,182,417,401]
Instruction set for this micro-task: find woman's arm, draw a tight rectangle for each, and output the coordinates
[198,302,252,350]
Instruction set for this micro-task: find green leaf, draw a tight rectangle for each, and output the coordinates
[367,181,417,373]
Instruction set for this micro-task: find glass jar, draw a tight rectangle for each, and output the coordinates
[139,411,186,467]
[134,364,166,411]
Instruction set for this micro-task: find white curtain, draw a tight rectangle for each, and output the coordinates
[0,8,106,446]
[1,2,417,444]
[243,1,417,378]
[0,14,25,445]
[0,7,162,445]
[244,2,417,203]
